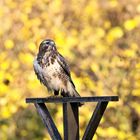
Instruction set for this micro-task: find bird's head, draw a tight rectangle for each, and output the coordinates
[39,39,56,53]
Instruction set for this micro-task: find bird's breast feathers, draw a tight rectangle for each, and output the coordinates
[33,56,67,91]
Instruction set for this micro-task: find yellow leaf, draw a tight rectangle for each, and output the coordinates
[106,27,124,44]
[123,49,136,58]
[5,0,17,9]
[132,89,140,96]
[28,42,37,52]
[1,107,11,118]
[130,43,138,51]
[19,52,34,66]
[0,61,9,70]
[95,27,105,38]
[104,20,111,29]
[131,102,140,115]
[97,127,118,137]
[136,63,140,69]
[109,0,118,7]
[91,63,99,72]
[4,39,14,49]
[11,60,19,69]
[124,19,138,31]
[0,7,4,17]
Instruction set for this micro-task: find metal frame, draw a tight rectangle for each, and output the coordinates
[26,96,119,140]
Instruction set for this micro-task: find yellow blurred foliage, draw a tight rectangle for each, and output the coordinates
[19,52,34,66]
[0,0,140,140]
[4,39,14,49]
[28,42,37,52]
[106,27,124,44]
[124,19,138,31]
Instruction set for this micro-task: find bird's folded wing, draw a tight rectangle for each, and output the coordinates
[57,53,75,88]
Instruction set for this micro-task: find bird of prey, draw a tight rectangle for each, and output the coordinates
[33,39,82,104]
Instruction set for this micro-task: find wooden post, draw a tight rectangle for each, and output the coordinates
[63,103,79,140]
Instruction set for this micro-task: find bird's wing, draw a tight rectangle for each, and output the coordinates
[57,53,75,88]
[33,58,49,88]
[57,53,71,76]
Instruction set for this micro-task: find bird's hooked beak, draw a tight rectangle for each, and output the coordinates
[44,44,49,50]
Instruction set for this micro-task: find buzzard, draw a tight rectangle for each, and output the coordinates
[33,39,82,105]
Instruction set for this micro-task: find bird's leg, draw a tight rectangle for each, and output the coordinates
[60,89,65,97]
[54,90,59,96]
[46,90,59,98]
[61,91,65,97]
[61,89,69,97]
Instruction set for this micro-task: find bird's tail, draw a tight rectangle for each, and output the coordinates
[67,82,84,106]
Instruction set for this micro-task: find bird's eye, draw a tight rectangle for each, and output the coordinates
[46,42,49,44]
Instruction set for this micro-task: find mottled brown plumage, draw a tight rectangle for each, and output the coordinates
[33,39,83,105]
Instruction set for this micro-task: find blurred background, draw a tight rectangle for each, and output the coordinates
[0,0,140,139]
